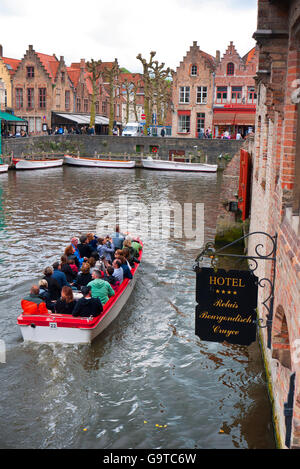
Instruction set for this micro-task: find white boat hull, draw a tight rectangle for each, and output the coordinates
[141,158,218,173]
[64,155,136,169]
[0,164,9,173]
[14,159,64,170]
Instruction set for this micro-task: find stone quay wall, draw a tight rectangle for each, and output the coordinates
[2,135,243,166]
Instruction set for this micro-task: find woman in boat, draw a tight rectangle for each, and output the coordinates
[87,257,97,274]
[86,233,99,253]
[38,279,55,312]
[114,253,133,280]
[97,237,115,264]
[54,286,76,315]
[60,255,76,283]
[76,262,93,290]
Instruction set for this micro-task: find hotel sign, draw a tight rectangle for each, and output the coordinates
[195,267,258,346]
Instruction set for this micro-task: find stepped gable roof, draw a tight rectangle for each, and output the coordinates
[176,41,216,73]
[36,52,60,83]
[2,57,21,76]
[242,46,258,68]
[67,67,81,88]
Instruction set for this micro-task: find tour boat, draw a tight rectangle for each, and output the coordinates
[12,158,64,170]
[141,157,218,173]
[17,243,142,345]
[0,164,9,173]
[64,155,136,169]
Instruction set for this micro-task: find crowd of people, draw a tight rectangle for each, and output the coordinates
[21,228,142,319]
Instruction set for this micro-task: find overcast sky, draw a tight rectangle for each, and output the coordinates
[0,0,258,72]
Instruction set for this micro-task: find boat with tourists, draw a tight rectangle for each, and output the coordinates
[64,155,136,169]
[12,157,64,170]
[17,239,142,345]
[0,158,9,173]
[141,156,218,173]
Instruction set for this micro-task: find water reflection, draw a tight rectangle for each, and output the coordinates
[0,167,274,449]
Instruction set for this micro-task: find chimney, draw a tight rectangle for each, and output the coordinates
[193,41,198,48]
[216,50,220,63]
[0,45,3,57]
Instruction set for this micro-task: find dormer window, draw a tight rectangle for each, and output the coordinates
[227,62,235,76]
[191,65,198,76]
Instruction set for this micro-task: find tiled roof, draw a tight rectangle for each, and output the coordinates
[36,52,59,83]
[2,57,21,76]
[67,67,81,87]
[243,47,256,65]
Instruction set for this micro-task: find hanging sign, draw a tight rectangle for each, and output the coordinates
[195,267,258,346]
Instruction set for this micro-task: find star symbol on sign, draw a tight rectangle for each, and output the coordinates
[222,291,226,295]
[228,291,232,295]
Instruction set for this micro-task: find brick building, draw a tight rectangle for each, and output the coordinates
[11,45,75,134]
[213,42,258,139]
[246,0,300,449]
[172,41,216,138]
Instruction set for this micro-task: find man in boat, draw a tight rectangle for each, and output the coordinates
[72,286,103,318]
[52,262,70,289]
[77,235,93,259]
[87,270,115,305]
[21,285,50,316]
[110,225,125,250]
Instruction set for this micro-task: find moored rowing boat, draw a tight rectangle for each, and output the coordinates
[64,155,136,169]
[0,164,9,173]
[17,243,142,345]
[12,158,64,170]
[141,157,218,173]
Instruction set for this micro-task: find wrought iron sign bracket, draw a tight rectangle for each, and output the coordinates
[194,232,278,348]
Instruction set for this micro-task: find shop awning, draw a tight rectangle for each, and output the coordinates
[178,110,191,116]
[55,113,121,126]
[214,112,255,126]
[0,111,27,123]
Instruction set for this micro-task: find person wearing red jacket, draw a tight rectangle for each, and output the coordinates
[21,285,49,316]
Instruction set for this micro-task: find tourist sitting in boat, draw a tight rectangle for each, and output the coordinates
[87,257,97,274]
[21,285,50,316]
[76,262,93,291]
[87,270,115,305]
[123,237,142,260]
[54,287,76,315]
[97,237,115,264]
[110,225,126,250]
[64,245,80,269]
[104,266,120,291]
[114,253,133,280]
[77,235,94,260]
[52,262,70,289]
[86,233,99,253]
[60,255,76,283]
[112,259,124,285]
[68,258,79,277]
[71,237,85,268]
[43,267,61,301]
[72,286,103,318]
[38,280,55,312]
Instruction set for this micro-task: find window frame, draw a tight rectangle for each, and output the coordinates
[27,88,34,109]
[216,86,228,104]
[38,88,46,109]
[178,114,191,133]
[179,86,190,104]
[227,62,235,76]
[196,86,208,104]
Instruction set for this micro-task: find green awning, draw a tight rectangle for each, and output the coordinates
[0,112,27,123]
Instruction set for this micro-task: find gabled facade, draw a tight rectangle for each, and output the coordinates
[172,41,216,138]
[213,41,258,138]
[12,45,75,134]
[119,72,144,125]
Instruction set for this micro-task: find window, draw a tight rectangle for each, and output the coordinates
[227,62,235,76]
[16,88,23,109]
[84,99,89,113]
[231,86,242,103]
[27,88,34,109]
[179,86,190,104]
[216,86,227,104]
[61,72,65,83]
[65,90,70,110]
[27,66,34,78]
[247,86,257,104]
[116,104,120,117]
[178,114,190,133]
[95,101,99,114]
[191,65,198,76]
[197,113,205,134]
[35,117,41,133]
[102,101,107,115]
[197,86,208,104]
[39,88,46,109]
[76,98,81,112]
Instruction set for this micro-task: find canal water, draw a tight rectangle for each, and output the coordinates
[0,167,275,449]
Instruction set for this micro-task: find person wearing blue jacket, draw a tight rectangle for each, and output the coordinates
[52,262,70,288]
